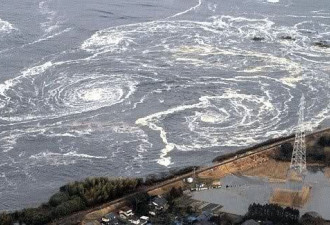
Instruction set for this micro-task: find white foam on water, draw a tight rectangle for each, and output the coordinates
[29,150,107,166]
[45,132,78,138]
[167,0,203,19]
[1,14,330,173]
[267,0,279,3]
[0,63,137,121]
[174,44,303,79]
[280,76,303,87]
[80,88,105,102]
[22,61,53,77]
[81,32,128,53]
[63,151,107,159]
[199,109,229,124]
[23,28,72,47]
[0,18,16,34]
[1,134,18,153]
[136,87,281,165]
[0,61,53,96]
[77,15,329,168]
[35,0,73,44]
[136,80,292,166]
[53,74,136,116]
[39,0,58,34]
[207,3,217,12]
[136,98,208,167]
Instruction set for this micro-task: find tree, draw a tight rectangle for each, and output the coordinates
[300,213,325,225]
[219,214,234,225]
[168,187,183,201]
[0,212,13,225]
[12,176,141,225]
[130,192,150,216]
[21,208,50,225]
[318,136,330,147]
[279,143,293,160]
[49,192,69,207]
[246,203,299,224]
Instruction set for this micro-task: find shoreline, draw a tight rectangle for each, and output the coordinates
[2,127,330,225]
[54,127,330,225]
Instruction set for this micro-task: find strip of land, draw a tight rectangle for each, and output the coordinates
[47,127,330,225]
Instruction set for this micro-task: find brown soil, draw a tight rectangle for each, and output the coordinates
[324,167,330,178]
[242,159,290,181]
[82,201,127,223]
[270,186,311,207]
[198,151,272,179]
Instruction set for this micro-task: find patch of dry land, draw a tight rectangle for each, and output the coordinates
[242,159,290,182]
[324,167,330,178]
[148,180,185,196]
[198,152,271,179]
[270,186,311,207]
[82,201,127,225]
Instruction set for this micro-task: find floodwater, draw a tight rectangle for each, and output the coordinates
[0,0,330,211]
[192,170,330,219]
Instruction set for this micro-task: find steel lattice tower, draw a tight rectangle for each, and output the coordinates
[290,94,307,175]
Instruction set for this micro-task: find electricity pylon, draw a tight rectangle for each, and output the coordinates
[289,94,307,176]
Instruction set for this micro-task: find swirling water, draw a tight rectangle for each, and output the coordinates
[0,0,329,210]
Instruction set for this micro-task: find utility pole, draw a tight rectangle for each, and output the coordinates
[289,94,307,176]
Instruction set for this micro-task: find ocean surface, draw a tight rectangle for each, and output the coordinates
[0,0,329,211]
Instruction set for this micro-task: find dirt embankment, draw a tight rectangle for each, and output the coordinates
[270,186,311,207]
[148,180,185,196]
[243,159,290,181]
[82,201,127,225]
[198,149,273,179]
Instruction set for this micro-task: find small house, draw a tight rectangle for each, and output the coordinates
[101,217,110,225]
[119,206,134,219]
[101,212,119,225]
[150,196,168,211]
[140,216,149,225]
[211,181,221,189]
[191,183,209,191]
[128,218,140,225]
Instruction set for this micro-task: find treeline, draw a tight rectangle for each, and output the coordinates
[0,212,13,225]
[274,135,330,164]
[246,203,299,224]
[1,165,199,225]
[274,142,293,161]
[319,135,330,147]
[1,177,142,225]
[213,134,294,163]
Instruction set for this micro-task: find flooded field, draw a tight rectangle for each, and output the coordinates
[192,169,330,219]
